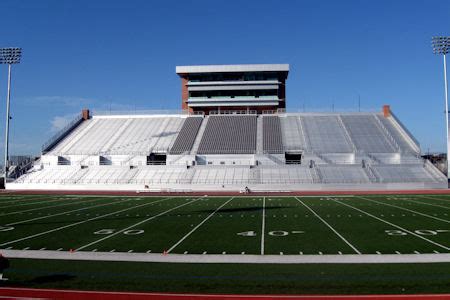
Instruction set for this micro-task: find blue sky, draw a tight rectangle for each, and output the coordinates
[0,0,449,156]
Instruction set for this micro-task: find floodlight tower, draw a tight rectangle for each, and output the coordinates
[0,48,22,177]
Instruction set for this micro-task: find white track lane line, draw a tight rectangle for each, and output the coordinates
[358,197,450,224]
[76,197,204,251]
[167,197,234,253]
[6,197,131,226]
[0,197,173,247]
[296,197,361,254]
[0,198,103,217]
[334,199,450,251]
[261,197,266,255]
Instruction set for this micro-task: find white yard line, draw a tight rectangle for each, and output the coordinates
[295,197,361,254]
[358,197,450,224]
[0,197,174,247]
[6,197,130,226]
[167,197,234,253]
[0,198,102,217]
[334,199,450,251]
[404,198,450,210]
[261,197,266,255]
[76,197,204,251]
[417,195,450,203]
[0,197,68,209]
[3,249,450,264]
[0,196,45,205]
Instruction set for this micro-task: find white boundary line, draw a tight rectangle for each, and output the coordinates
[0,197,174,247]
[3,249,450,264]
[167,197,234,253]
[358,197,450,224]
[76,197,204,251]
[295,197,361,254]
[6,197,130,226]
[333,199,450,251]
[261,197,265,255]
[0,197,104,217]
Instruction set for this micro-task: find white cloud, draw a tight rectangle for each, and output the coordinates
[50,113,79,132]
[26,96,95,107]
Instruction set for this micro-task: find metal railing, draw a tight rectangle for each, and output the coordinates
[42,114,84,153]
[92,109,189,116]
[209,110,258,115]
[373,114,401,152]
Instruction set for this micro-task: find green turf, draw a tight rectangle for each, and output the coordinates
[3,258,450,294]
[1,194,450,254]
[2,193,450,294]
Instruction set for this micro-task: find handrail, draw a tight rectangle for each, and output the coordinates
[337,115,357,152]
[389,112,421,153]
[373,115,401,152]
[365,163,380,183]
[42,114,84,153]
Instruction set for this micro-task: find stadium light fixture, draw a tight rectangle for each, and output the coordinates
[432,37,450,183]
[0,47,22,177]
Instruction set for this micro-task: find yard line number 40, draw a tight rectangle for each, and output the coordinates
[237,230,304,237]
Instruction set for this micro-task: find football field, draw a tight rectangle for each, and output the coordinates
[1,193,450,256]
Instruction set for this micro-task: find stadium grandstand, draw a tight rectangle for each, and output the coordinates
[6,64,447,191]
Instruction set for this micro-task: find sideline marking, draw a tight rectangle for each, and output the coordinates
[76,197,203,251]
[167,197,234,253]
[359,197,450,224]
[0,197,173,247]
[296,197,361,254]
[4,249,450,264]
[261,197,265,255]
[6,197,129,226]
[334,200,450,251]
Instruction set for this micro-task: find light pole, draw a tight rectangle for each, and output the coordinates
[432,37,450,182]
[0,48,22,177]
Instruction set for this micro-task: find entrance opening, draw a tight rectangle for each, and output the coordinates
[285,152,302,165]
[147,153,167,165]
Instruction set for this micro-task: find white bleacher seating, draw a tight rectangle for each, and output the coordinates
[11,111,446,190]
[279,116,307,151]
[263,116,284,154]
[340,115,396,153]
[302,115,353,153]
[198,115,257,154]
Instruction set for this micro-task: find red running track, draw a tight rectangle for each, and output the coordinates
[1,288,450,300]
